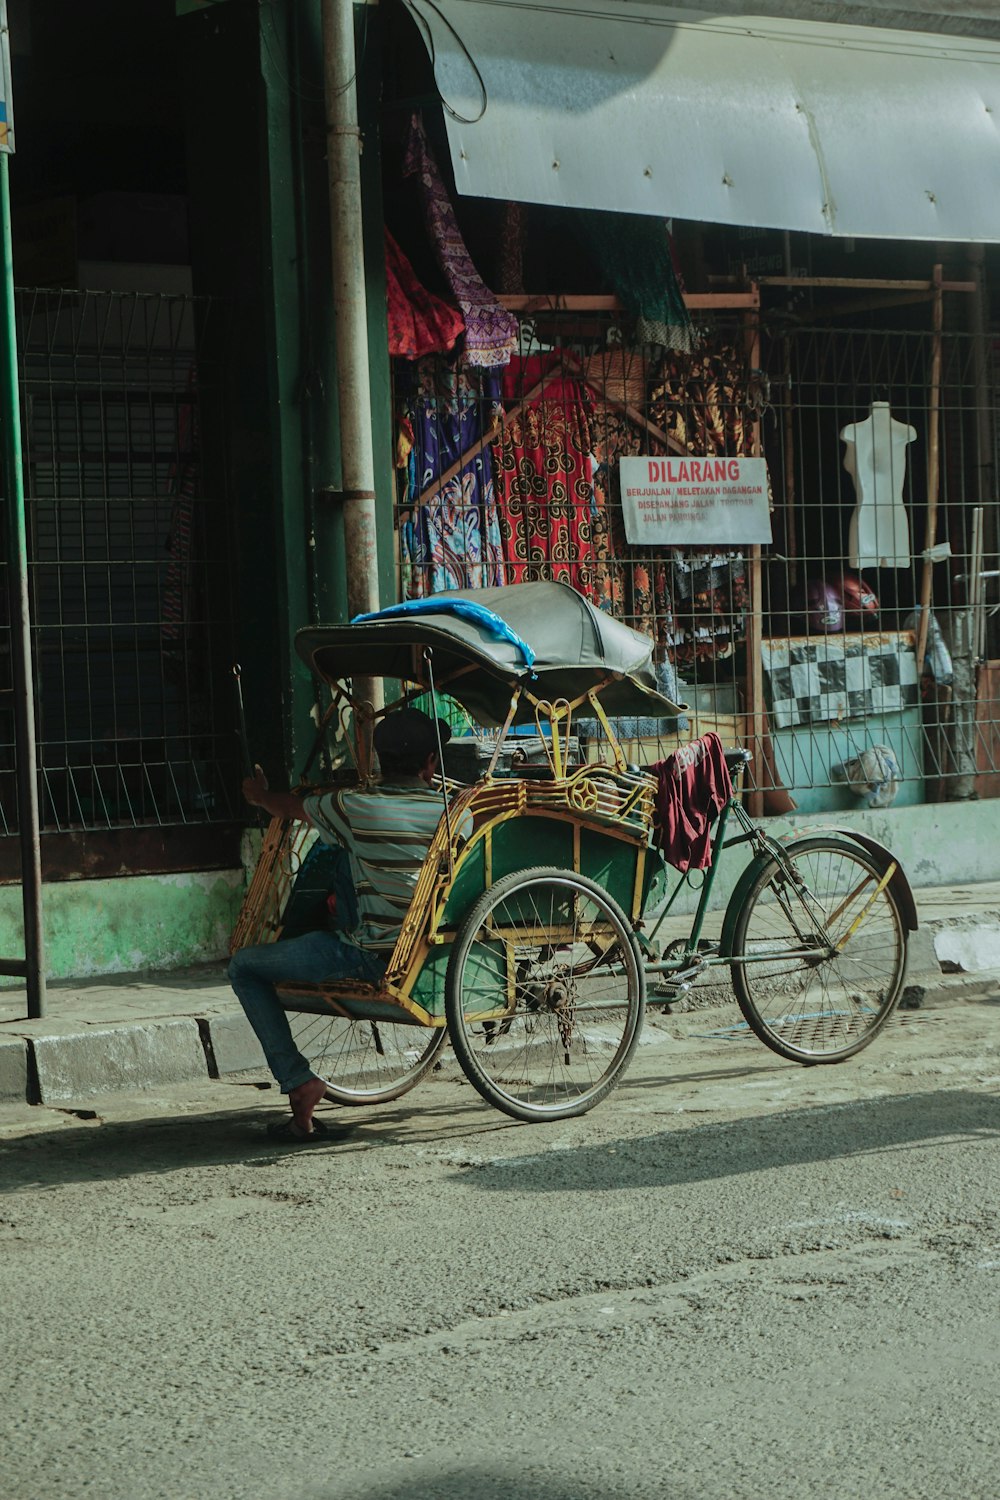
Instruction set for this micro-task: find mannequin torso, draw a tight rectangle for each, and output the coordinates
[841,402,916,569]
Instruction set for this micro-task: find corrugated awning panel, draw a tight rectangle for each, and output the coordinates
[406,0,1000,240]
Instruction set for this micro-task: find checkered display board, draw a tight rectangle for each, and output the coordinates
[761,632,919,729]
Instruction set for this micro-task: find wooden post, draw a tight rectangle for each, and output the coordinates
[915,265,944,675]
[783,334,797,589]
[743,309,765,818]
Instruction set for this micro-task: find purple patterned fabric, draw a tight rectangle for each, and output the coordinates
[403,114,518,370]
[398,361,507,598]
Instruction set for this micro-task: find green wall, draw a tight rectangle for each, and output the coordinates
[0,870,245,985]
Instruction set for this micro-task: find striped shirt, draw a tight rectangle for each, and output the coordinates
[303,781,469,954]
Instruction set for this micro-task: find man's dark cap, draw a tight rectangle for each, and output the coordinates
[373,707,451,760]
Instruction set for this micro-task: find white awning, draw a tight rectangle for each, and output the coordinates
[406,0,1000,240]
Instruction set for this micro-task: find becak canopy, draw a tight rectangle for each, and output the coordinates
[295,581,686,727]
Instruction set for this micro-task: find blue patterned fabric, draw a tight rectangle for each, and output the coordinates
[397,363,506,597]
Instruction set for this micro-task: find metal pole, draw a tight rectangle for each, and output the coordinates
[0,151,45,1015]
[321,0,382,730]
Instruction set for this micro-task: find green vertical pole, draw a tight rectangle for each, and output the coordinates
[0,152,45,1016]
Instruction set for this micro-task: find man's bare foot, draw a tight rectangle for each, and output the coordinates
[287,1075,328,1133]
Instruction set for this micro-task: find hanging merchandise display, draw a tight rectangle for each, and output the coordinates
[385,228,465,359]
[581,210,694,353]
[497,200,526,296]
[402,114,519,369]
[841,402,917,570]
[492,353,617,606]
[642,346,755,665]
[649,346,756,456]
[588,401,666,639]
[396,360,507,598]
[667,551,748,668]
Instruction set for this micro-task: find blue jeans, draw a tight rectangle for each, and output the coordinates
[227,931,385,1094]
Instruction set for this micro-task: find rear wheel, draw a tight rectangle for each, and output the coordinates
[286,1009,447,1105]
[730,836,907,1063]
[446,866,645,1122]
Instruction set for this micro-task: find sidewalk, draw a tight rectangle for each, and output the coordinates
[2,880,1000,1106]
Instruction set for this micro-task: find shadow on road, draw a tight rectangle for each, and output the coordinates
[0,1094,520,1193]
[442,1087,999,1194]
[2,1081,996,1197]
[307,1469,696,1500]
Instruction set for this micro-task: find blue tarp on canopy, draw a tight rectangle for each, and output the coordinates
[353,598,536,668]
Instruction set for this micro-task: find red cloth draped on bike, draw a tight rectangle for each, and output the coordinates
[650,732,733,872]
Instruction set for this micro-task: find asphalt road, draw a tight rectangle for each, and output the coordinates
[2,996,999,1500]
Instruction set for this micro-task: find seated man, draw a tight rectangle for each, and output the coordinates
[229,707,456,1143]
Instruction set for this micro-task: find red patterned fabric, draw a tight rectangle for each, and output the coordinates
[493,355,611,602]
[385,229,464,360]
[650,732,732,872]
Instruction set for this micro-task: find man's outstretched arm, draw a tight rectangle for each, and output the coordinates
[242,767,313,823]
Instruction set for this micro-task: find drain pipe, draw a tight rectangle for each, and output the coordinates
[0,149,46,1016]
[321,0,382,741]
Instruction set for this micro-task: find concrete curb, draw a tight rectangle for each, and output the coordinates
[7,1018,208,1104]
[200,1011,267,1077]
[0,1034,28,1104]
[901,970,1000,1009]
[0,942,997,1107]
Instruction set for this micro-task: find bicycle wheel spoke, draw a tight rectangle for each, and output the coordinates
[447,867,644,1121]
[731,838,907,1062]
[288,1011,445,1104]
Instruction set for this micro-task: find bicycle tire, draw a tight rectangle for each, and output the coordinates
[287,1010,447,1105]
[730,835,908,1063]
[445,866,645,1122]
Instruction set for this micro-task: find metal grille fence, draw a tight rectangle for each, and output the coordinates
[0,288,238,837]
[392,291,998,813]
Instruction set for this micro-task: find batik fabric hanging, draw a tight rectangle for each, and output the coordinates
[492,354,616,608]
[402,114,518,370]
[587,400,671,645]
[582,210,694,353]
[396,360,506,598]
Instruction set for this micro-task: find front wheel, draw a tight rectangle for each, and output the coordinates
[730,835,908,1063]
[446,867,645,1122]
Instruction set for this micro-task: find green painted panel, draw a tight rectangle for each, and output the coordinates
[451,938,509,1020]
[492,816,573,882]
[770,707,924,814]
[642,848,671,910]
[409,944,451,1019]
[579,826,641,911]
[441,838,487,928]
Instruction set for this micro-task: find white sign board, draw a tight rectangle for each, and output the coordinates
[0,1,13,154]
[619,455,772,546]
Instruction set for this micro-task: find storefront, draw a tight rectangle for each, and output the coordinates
[4,0,1000,987]
[373,0,1000,818]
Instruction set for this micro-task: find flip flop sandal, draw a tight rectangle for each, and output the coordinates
[265,1115,337,1144]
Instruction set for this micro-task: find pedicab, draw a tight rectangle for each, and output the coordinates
[229,581,916,1123]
